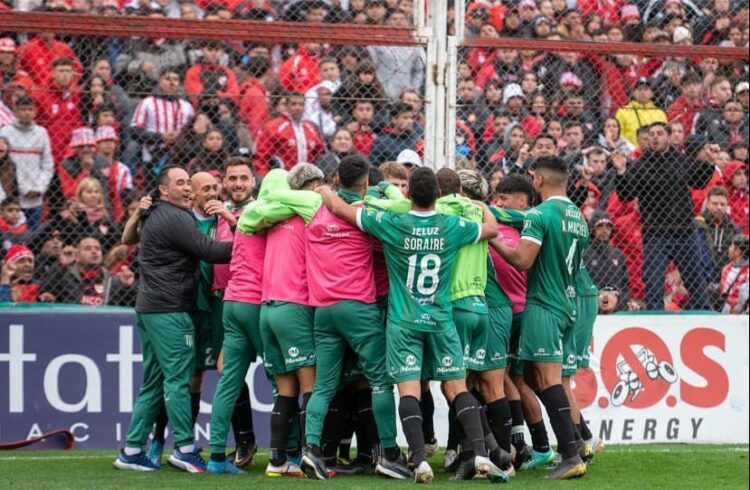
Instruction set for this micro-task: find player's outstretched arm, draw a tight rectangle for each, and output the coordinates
[489,236,540,271]
[317,185,358,226]
[476,201,499,241]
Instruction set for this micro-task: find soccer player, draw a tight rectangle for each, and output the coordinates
[317,167,506,484]
[114,165,231,473]
[206,157,262,474]
[490,175,556,470]
[491,156,590,480]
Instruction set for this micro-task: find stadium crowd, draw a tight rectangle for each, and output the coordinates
[0,0,748,313]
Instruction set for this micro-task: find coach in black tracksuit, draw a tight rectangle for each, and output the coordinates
[119,165,232,470]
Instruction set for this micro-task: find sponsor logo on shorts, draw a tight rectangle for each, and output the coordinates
[285,346,312,365]
[566,354,577,367]
[566,285,576,298]
[476,349,486,360]
[535,347,550,357]
[490,351,504,362]
[288,347,299,357]
[405,355,417,366]
[442,356,454,367]
[414,312,437,327]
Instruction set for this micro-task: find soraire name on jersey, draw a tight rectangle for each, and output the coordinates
[403,237,446,251]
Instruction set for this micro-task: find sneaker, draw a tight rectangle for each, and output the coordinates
[167,447,207,474]
[331,459,365,475]
[232,441,257,468]
[585,437,605,454]
[207,459,244,474]
[147,441,163,468]
[425,438,439,457]
[545,456,586,480]
[301,445,330,480]
[375,452,410,480]
[414,461,434,484]
[452,455,476,480]
[513,444,531,470]
[490,447,513,472]
[265,460,302,478]
[113,449,159,472]
[474,455,510,484]
[443,449,459,473]
[580,441,594,463]
[520,448,555,470]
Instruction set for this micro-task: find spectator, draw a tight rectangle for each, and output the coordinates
[399,88,425,137]
[597,285,622,314]
[87,59,131,121]
[114,24,188,95]
[482,122,527,174]
[59,127,103,200]
[0,96,53,229]
[253,91,325,175]
[315,128,363,179]
[367,9,425,100]
[184,41,240,105]
[365,0,388,24]
[476,48,524,90]
[598,116,636,155]
[585,214,631,298]
[279,42,322,93]
[171,112,213,166]
[724,160,749,232]
[34,58,83,165]
[346,99,378,155]
[478,110,511,169]
[0,136,16,202]
[498,83,542,141]
[666,72,704,132]
[332,59,387,124]
[15,33,82,87]
[368,102,420,166]
[695,186,739,282]
[186,129,230,174]
[304,80,339,139]
[456,76,489,139]
[0,38,34,92]
[38,235,135,306]
[212,98,252,156]
[80,75,111,127]
[737,82,749,113]
[317,56,343,92]
[95,126,133,202]
[717,235,749,313]
[396,148,423,173]
[694,77,734,136]
[706,100,749,149]
[613,125,717,310]
[238,55,272,138]
[615,77,668,145]
[0,244,39,302]
[128,68,195,188]
[0,197,27,248]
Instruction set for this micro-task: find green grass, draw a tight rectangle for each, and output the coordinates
[0,445,747,489]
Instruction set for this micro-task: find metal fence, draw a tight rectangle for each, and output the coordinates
[0,1,747,313]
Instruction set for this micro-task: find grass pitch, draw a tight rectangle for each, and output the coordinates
[0,445,747,489]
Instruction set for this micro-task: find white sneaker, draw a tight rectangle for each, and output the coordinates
[443,449,458,471]
[425,439,439,457]
[414,461,434,484]
[586,437,605,454]
[265,461,302,477]
[474,455,510,483]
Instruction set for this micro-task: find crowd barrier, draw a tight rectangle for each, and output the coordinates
[0,306,747,448]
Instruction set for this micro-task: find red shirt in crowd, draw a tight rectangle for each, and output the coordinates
[15,37,82,87]
[279,47,320,94]
[33,83,82,166]
[253,113,325,176]
[667,96,703,133]
[184,63,241,106]
[238,77,270,138]
[607,190,645,299]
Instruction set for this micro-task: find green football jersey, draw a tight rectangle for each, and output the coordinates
[521,196,590,320]
[194,213,217,312]
[436,195,487,305]
[358,208,481,332]
[575,260,599,297]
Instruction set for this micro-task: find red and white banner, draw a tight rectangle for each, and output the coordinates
[425,314,749,445]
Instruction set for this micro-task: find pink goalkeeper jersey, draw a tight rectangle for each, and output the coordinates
[262,215,309,304]
[224,231,267,304]
[212,207,244,292]
[490,223,527,314]
[306,204,377,306]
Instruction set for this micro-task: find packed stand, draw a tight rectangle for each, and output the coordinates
[0,0,747,312]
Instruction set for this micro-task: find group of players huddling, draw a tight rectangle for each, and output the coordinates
[112,149,601,483]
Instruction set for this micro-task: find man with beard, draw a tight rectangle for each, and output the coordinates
[0,244,40,302]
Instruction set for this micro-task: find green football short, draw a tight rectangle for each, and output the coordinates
[191,296,224,371]
[453,305,511,371]
[260,301,315,375]
[562,294,598,377]
[386,322,465,383]
[518,303,575,368]
[509,313,525,376]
